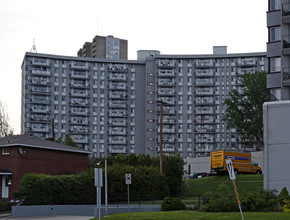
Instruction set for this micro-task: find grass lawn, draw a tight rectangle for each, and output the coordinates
[93,211,290,220]
[181,174,263,197]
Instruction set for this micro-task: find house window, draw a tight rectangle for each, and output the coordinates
[270,0,281,11]
[270,57,281,72]
[269,26,281,42]
[2,147,9,155]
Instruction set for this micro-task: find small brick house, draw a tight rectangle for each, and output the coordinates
[0,134,90,200]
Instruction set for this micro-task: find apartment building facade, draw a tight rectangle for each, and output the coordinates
[77,35,128,60]
[267,0,290,100]
[145,50,266,158]
[21,53,145,156]
[21,48,266,158]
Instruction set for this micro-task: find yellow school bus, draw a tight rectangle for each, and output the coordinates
[210,150,262,175]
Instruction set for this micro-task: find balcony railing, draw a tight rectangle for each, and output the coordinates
[283,3,290,16]
[31,70,50,76]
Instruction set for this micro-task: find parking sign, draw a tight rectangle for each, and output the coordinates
[125,174,131,184]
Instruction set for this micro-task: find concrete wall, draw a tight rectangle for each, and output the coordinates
[184,157,211,174]
[12,205,161,218]
[263,101,290,193]
[12,205,96,217]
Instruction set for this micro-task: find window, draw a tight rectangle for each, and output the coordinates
[270,26,281,42]
[2,147,9,155]
[270,57,281,72]
[270,0,281,11]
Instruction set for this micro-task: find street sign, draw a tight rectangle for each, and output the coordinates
[125,173,131,184]
[94,168,103,187]
[226,159,236,180]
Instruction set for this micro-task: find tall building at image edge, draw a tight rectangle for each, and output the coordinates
[21,47,266,158]
[267,0,290,101]
[77,35,128,60]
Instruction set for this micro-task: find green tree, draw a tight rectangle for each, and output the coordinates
[163,154,185,196]
[223,71,267,149]
[64,134,78,147]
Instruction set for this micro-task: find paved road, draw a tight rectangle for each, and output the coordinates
[1,215,94,220]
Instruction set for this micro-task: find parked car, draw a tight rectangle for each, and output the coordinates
[188,172,209,179]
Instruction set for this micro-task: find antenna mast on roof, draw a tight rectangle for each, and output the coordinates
[30,39,37,53]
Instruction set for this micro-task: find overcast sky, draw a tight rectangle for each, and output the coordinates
[0,0,267,134]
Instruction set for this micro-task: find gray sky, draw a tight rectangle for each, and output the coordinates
[0,0,267,134]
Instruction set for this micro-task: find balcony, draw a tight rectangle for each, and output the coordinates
[195,69,214,77]
[158,88,176,95]
[70,80,89,88]
[108,146,127,154]
[31,69,50,76]
[107,64,128,72]
[70,128,89,134]
[32,126,49,132]
[195,60,214,68]
[109,73,127,81]
[283,35,290,55]
[31,98,50,104]
[71,71,88,79]
[32,59,50,66]
[282,67,290,86]
[108,100,127,108]
[157,60,175,68]
[31,79,50,85]
[195,88,214,96]
[157,128,175,133]
[157,79,176,87]
[108,138,127,145]
[236,58,257,67]
[108,119,126,126]
[283,3,290,23]
[70,119,88,124]
[162,117,175,124]
[157,69,175,77]
[195,98,214,105]
[32,87,50,94]
[108,128,127,135]
[70,108,89,115]
[195,126,215,133]
[108,110,127,117]
[70,89,88,97]
[195,79,214,86]
[108,83,127,90]
[70,61,89,70]
[109,91,127,99]
[70,99,89,106]
[30,115,50,122]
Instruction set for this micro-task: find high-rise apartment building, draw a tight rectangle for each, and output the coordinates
[21,47,266,158]
[77,35,128,60]
[266,0,290,100]
[145,48,266,158]
[21,53,145,156]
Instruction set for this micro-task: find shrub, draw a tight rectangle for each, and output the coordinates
[201,183,238,212]
[0,202,14,212]
[161,197,185,211]
[241,188,278,212]
[278,187,290,205]
[17,165,170,205]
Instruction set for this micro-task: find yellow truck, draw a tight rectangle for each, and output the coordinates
[210,150,262,175]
